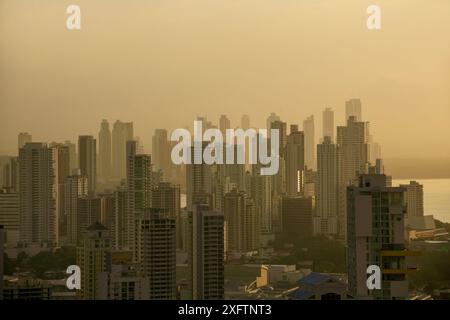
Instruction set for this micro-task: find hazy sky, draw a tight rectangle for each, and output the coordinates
[1,0,449,158]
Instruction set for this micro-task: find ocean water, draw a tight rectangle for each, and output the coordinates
[393,179,450,223]
[181,179,450,223]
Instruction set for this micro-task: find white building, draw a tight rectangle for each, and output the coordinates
[347,174,412,300]
[98,263,149,300]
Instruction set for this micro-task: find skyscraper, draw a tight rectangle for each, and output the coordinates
[270,120,287,195]
[285,127,304,196]
[97,251,149,300]
[65,174,88,245]
[19,143,56,246]
[315,136,338,235]
[125,141,153,257]
[137,208,176,299]
[280,196,313,242]
[337,116,369,238]
[98,120,112,183]
[400,181,426,229]
[64,140,77,173]
[77,222,112,300]
[113,184,128,249]
[17,132,32,150]
[250,174,272,235]
[322,108,334,142]
[186,143,213,211]
[219,114,231,135]
[78,135,97,194]
[0,189,19,248]
[0,225,3,300]
[188,204,224,300]
[152,129,170,179]
[345,99,362,122]
[241,114,250,130]
[223,189,259,255]
[112,121,134,181]
[2,157,19,192]
[50,143,71,245]
[303,115,315,170]
[266,112,280,131]
[347,174,412,300]
[151,182,180,219]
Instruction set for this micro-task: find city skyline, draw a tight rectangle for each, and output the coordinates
[1,1,449,159]
[1,0,450,303]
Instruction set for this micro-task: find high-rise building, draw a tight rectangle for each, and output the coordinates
[345,99,362,122]
[280,196,313,242]
[113,184,128,249]
[125,141,153,256]
[98,252,149,300]
[219,115,231,135]
[223,189,259,255]
[266,112,280,131]
[303,115,315,170]
[151,182,180,219]
[241,114,250,130]
[77,196,104,245]
[250,174,272,235]
[315,136,338,235]
[322,108,334,142]
[285,128,304,196]
[19,143,56,246]
[0,189,19,248]
[368,134,382,165]
[152,129,171,180]
[98,120,112,183]
[347,174,411,300]
[0,225,3,299]
[64,140,77,173]
[49,143,71,245]
[18,132,32,150]
[270,120,287,196]
[65,174,88,245]
[2,157,19,192]
[400,181,424,221]
[77,222,112,300]
[188,204,224,300]
[137,208,176,299]
[337,116,369,238]
[97,192,115,233]
[112,121,134,181]
[186,143,213,211]
[78,135,97,193]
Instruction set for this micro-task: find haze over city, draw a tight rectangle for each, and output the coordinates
[1,0,449,160]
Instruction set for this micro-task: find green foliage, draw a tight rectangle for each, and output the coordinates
[409,251,450,292]
[272,236,347,273]
[5,246,76,278]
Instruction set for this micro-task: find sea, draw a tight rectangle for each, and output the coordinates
[181,179,450,224]
[393,178,450,223]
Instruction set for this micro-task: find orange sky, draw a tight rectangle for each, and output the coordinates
[1,0,449,158]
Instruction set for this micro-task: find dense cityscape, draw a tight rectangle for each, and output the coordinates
[1,100,449,300]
